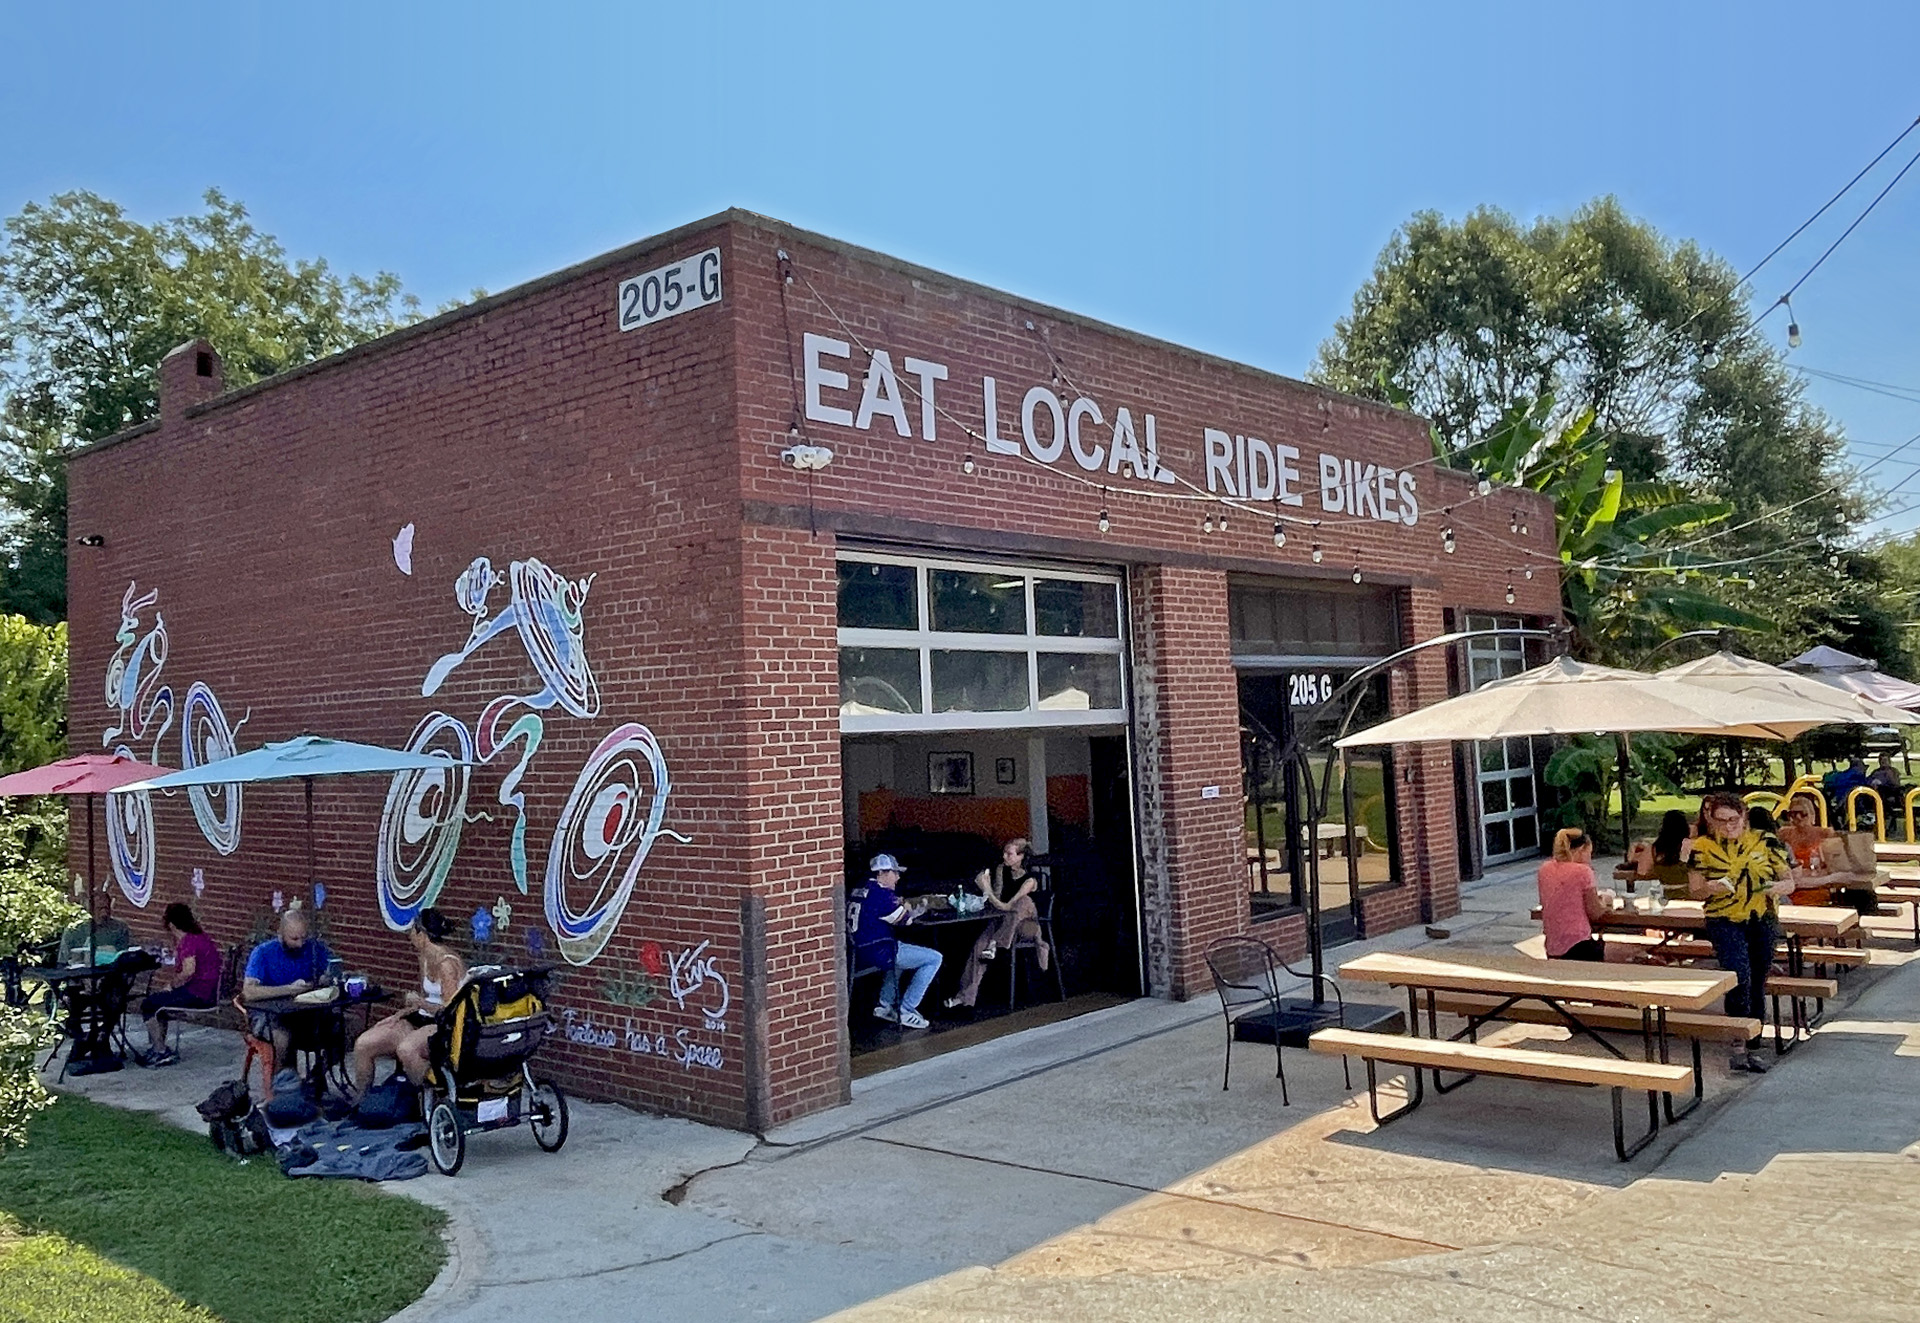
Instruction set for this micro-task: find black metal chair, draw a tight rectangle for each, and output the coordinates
[153,943,245,1059]
[1204,935,1350,1105]
[998,888,1066,1010]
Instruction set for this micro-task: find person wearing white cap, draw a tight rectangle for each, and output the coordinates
[850,854,941,1030]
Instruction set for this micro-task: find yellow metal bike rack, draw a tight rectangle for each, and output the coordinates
[1846,786,1886,840]
[1906,786,1920,844]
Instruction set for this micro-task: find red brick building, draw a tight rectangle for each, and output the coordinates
[67,210,1559,1130]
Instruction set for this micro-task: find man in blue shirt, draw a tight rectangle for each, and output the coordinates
[850,855,941,1030]
[242,908,335,1064]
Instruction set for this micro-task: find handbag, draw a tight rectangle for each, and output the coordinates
[1817,832,1882,888]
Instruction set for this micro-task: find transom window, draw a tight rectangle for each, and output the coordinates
[837,552,1128,732]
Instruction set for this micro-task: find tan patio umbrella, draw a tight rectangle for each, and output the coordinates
[1658,651,1920,727]
[1334,656,1837,848]
[1333,656,1832,748]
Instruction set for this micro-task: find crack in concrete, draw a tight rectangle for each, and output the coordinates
[476,1230,764,1286]
[861,1135,1462,1252]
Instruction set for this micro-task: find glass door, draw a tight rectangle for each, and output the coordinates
[1465,614,1539,863]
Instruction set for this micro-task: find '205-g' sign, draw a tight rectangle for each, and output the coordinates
[617,247,722,331]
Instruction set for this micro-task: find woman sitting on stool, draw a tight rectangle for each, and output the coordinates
[350,907,465,1094]
[946,838,1050,1010]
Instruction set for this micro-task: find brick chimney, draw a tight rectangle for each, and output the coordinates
[158,339,224,425]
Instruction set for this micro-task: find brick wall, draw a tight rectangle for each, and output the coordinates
[68,208,1560,1128]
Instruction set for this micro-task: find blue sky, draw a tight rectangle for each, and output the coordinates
[6,1,1918,532]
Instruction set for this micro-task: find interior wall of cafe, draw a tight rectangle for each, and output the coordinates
[842,731,1095,864]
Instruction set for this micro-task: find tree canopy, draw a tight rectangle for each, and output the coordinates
[0,189,423,621]
[1313,198,1896,668]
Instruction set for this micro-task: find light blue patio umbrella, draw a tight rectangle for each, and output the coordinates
[116,735,472,904]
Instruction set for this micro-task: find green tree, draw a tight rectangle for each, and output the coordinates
[1315,198,1873,663]
[0,190,424,620]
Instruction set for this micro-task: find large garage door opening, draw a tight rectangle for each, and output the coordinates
[836,551,1141,1074]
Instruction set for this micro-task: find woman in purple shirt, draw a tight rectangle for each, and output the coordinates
[138,903,221,1066]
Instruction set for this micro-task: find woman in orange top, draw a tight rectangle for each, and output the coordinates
[1777,791,1836,905]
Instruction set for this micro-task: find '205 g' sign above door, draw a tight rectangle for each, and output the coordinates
[617,248,722,331]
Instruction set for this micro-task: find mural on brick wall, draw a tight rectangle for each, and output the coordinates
[379,552,685,965]
[102,583,248,906]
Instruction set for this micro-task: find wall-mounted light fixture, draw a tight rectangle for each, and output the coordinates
[780,444,835,472]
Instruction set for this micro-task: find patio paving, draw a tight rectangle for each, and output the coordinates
[39,861,1920,1322]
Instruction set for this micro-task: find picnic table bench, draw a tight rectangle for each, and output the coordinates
[1321,951,1729,1159]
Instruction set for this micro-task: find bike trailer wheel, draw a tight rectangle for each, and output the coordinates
[530,1079,569,1153]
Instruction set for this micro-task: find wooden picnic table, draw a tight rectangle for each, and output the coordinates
[1332,950,1735,1155]
[1530,900,1858,974]
[1874,842,1920,862]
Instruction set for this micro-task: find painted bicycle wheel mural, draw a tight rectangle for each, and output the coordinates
[544,723,672,967]
[377,712,474,931]
[181,681,243,855]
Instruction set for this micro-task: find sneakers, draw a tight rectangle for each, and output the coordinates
[897,1008,930,1030]
[872,1003,899,1023]
[1730,1050,1771,1074]
[141,1047,179,1068]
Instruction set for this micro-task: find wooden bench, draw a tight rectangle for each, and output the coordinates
[1310,1027,1694,1161]
[1425,991,1755,1122]
[1768,974,1839,1054]
[1599,931,1868,975]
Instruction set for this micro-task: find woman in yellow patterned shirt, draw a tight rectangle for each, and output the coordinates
[1689,792,1793,1073]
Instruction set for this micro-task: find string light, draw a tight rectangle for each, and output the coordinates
[1523,567,1534,580]
[1442,525,1456,554]
[1351,564,1363,584]
[1097,507,1110,533]
[1311,543,1324,563]
[1202,512,1215,534]
[1505,583,1516,605]
[1509,512,1520,534]
[961,455,975,475]
[1476,472,1492,497]
[1783,295,1802,349]
[1519,520,1529,536]
[1272,523,1286,548]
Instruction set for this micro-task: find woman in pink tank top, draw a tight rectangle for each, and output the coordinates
[1537,827,1610,960]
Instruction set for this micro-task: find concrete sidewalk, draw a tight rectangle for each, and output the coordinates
[45,864,1920,1322]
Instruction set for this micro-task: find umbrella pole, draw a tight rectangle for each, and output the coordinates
[87,795,97,967]
[1616,733,1632,857]
[305,776,316,907]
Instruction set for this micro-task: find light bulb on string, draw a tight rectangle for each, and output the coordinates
[1351,565,1363,585]
[1272,523,1286,548]
[1520,520,1529,537]
[1202,512,1214,534]
[1702,346,1721,369]
[1311,543,1324,564]
[1097,507,1110,534]
[1442,526,1456,554]
[1509,512,1520,534]
[1782,296,1802,349]
[1523,567,1534,580]
[961,455,975,475]
[1505,583,1516,605]
[1476,472,1492,497]
[1218,511,1227,533]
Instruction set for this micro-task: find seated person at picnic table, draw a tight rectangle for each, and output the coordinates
[1824,756,1870,801]
[1537,827,1610,961]
[1629,809,1697,899]
[136,903,221,1066]
[1689,791,1794,1074]
[241,906,335,1065]
[850,854,941,1030]
[944,837,1050,1011]
[57,889,134,966]
[1777,791,1839,904]
[1868,752,1906,803]
[350,907,466,1095]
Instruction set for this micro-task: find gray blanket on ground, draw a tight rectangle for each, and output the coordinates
[279,1118,430,1181]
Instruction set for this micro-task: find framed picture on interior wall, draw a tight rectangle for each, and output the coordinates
[929,751,975,795]
[995,757,1016,785]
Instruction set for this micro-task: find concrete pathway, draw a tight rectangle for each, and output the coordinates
[45,864,1920,1322]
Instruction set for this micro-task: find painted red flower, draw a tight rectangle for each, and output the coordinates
[639,941,664,978]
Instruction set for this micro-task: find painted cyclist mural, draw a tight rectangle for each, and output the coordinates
[102,583,247,906]
[378,553,680,965]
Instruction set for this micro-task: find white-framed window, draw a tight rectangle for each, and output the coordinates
[837,551,1129,733]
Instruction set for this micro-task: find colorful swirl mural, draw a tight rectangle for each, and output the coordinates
[380,552,676,962]
[102,583,248,904]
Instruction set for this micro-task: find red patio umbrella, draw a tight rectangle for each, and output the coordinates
[0,753,176,966]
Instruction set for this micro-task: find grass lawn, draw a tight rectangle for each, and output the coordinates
[0,1095,445,1323]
